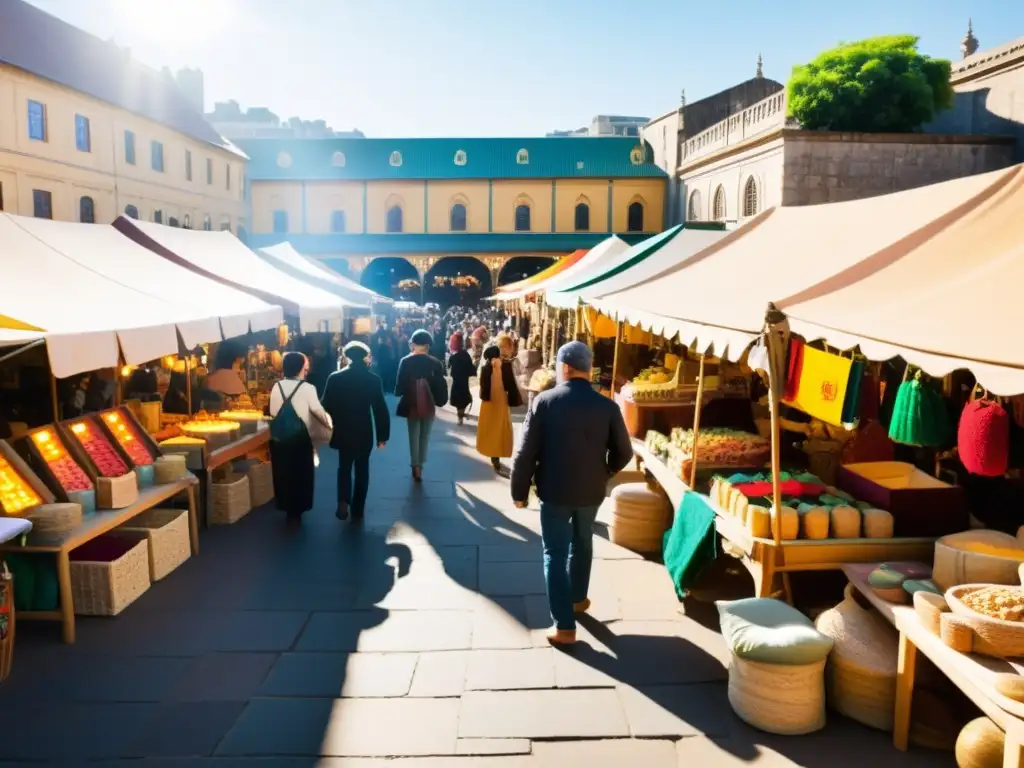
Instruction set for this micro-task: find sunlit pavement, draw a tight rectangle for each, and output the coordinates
[0,399,951,766]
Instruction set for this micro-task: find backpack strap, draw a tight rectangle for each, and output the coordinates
[277,380,302,412]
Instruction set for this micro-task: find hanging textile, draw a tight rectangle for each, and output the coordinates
[782,344,853,427]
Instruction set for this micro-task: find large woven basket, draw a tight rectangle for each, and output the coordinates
[70,535,150,616]
[211,473,251,525]
[247,461,274,508]
[0,566,14,683]
[25,503,82,542]
[116,508,190,581]
[608,482,670,554]
[727,653,827,735]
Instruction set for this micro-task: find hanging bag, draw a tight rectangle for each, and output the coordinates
[270,382,307,443]
[407,377,435,420]
[958,385,1010,477]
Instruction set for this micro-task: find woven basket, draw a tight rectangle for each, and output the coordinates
[70,535,150,616]
[247,462,274,508]
[154,455,188,485]
[815,584,898,731]
[25,503,82,541]
[116,508,190,581]
[0,568,14,683]
[608,482,670,554]
[97,472,139,509]
[211,474,251,525]
[727,653,827,735]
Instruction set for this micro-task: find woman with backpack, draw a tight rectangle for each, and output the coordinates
[394,329,449,482]
[269,351,333,522]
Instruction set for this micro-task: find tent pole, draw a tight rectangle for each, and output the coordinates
[764,303,791,550]
[688,354,706,489]
[185,357,193,414]
[50,372,60,422]
[0,339,44,368]
[610,320,622,398]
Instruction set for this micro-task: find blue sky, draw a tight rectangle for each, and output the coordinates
[28,0,1024,138]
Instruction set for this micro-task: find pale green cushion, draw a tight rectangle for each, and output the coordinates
[717,597,834,665]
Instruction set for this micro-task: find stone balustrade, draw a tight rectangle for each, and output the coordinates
[680,91,787,167]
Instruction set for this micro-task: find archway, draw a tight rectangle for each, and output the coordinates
[496,256,556,288]
[359,257,421,302]
[423,257,492,308]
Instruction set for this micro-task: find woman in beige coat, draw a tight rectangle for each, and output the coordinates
[476,336,522,472]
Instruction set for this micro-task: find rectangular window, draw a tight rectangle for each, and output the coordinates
[272,210,288,234]
[206,158,213,185]
[27,100,47,142]
[124,130,136,165]
[185,149,192,181]
[74,114,91,152]
[32,189,53,219]
[220,218,231,233]
[151,140,164,172]
[153,209,163,224]
[226,164,231,191]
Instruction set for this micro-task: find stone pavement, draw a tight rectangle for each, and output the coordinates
[0,400,952,766]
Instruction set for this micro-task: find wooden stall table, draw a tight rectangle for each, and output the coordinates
[841,561,931,626]
[633,439,936,603]
[0,477,199,643]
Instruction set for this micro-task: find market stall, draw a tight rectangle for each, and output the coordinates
[257,241,390,308]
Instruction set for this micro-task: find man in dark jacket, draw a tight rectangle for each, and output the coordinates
[321,341,391,522]
[511,341,632,645]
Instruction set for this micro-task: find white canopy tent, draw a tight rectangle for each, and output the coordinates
[115,218,351,333]
[0,213,283,377]
[491,236,631,302]
[258,242,391,307]
[592,166,1019,369]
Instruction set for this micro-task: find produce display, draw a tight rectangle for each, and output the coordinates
[624,364,688,402]
[66,421,130,478]
[960,586,1024,622]
[100,410,154,467]
[30,429,92,493]
[633,366,674,385]
[669,427,771,467]
[0,453,42,515]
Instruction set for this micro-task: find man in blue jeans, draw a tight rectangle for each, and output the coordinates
[511,341,633,645]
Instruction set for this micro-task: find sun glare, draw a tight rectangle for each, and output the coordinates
[117,0,234,48]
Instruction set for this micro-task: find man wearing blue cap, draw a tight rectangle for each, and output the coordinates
[511,340,632,645]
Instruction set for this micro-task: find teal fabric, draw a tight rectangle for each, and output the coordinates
[663,491,717,598]
[717,597,834,665]
[841,359,866,423]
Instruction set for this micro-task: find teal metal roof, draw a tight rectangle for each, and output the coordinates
[238,137,667,181]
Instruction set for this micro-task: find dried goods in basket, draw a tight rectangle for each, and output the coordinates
[941,584,1024,658]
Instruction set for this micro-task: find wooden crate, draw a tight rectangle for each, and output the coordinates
[0,439,54,516]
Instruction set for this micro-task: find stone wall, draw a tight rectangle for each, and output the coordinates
[645,109,683,224]
[682,77,784,138]
[781,132,1016,206]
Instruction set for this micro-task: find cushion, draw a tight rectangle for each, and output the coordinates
[717,597,834,665]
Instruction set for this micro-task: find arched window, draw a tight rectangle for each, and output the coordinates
[385,205,403,233]
[168,216,179,228]
[183,214,191,229]
[514,204,531,232]
[124,204,139,219]
[331,151,346,167]
[272,210,287,233]
[743,176,759,217]
[453,150,467,166]
[153,209,163,224]
[450,203,467,232]
[331,210,346,233]
[574,202,590,232]
[203,214,213,231]
[79,196,95,224]
[516,148,529,165]
[713,186,726,221]
[688,191,702,222]
[627,201,644,232]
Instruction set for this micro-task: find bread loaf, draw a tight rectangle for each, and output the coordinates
[862,508,894,539]
[798,504,830,540]
[830,505,861,539]
[771,506,799,540]
[747,504,771,538]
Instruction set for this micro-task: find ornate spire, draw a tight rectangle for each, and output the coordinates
[961,19,979,58]
[680,88,686,108]
[756,53,763,78]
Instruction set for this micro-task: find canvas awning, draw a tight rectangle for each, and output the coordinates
[258,242,391,307]
[491,249,589,298]
[115,217,350,333]
[0,214,284,377]
[549,225,728,309]
[592,166,1019,366]
[491,237,631,301]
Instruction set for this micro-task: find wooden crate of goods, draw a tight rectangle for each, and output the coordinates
[211,473,251,525]
[69,533,151,616]
[21,426,94,502]
[115,508,190,581]
[60,418,138,508]
[625,363,687,403]
[669,427,771,480]
[0,439,53,517]
[95,407,162,487]
[179,413,242,451]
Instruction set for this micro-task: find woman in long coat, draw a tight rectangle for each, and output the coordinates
[447,331,474,425]
[476,335,522,472]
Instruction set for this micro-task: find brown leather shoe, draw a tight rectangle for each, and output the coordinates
[573,598,591,614]
[546,627,577,646]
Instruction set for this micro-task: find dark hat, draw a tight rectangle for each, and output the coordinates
[482,344,501,361]
[411,329,433,347]
[556,341,592,373]
[343,341,370,361]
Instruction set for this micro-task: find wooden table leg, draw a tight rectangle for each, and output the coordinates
[187,483,200,556]
[1005,738,1024,768]
[56,549,75,644]
[893,631,917,751]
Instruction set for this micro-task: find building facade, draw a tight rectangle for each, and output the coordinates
[207,100,365,141]
[548,115,650,138]
[0,0,247,233]
[241,137,666,287]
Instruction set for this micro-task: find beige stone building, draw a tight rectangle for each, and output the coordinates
[0,0,247,234]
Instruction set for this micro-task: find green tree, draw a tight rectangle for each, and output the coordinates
[787,35,954,132]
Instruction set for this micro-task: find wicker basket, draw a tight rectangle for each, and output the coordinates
[116,508,190,581]
[727,653,827,735]
[97,472,139,509]
[25,503,83,542]
[247,461,274,508]
[608,482,670,554]
[211,473,251,525]
[0,566,14,683]
[70,534,151,616]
